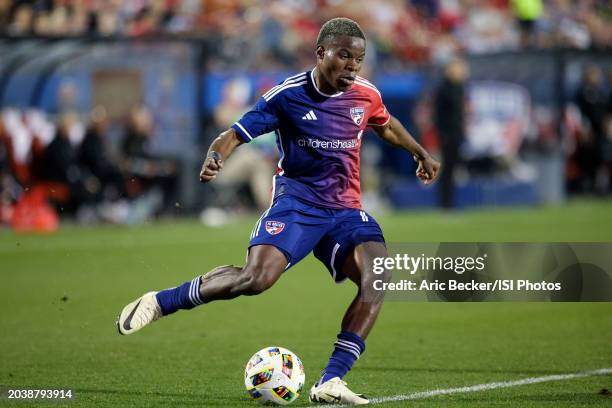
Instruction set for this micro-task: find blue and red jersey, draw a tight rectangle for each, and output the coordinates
[231,69,390,209]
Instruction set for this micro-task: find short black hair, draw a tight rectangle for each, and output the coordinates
[316,17,365,47]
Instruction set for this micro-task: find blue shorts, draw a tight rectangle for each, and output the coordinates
[248,195,385,283]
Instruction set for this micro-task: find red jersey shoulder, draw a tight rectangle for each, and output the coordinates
[353,76,390,126]
[352,76,382,101]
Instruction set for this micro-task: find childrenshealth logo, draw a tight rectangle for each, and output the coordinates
[297,137,358,150]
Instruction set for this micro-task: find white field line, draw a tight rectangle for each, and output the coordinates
[359,367,612,406]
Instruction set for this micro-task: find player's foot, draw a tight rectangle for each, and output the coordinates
[309,377,369,405]
[116,291,162,335]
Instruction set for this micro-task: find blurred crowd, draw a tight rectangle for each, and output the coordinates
[566,64,612,195]
[0,1,611,229]
[0,62,610,230]
[425,60,612,205]
[0,0,610,66]
[0,105,179,229]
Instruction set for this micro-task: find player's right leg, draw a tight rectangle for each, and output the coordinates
[116,245,287,335]
[118,195,327,335]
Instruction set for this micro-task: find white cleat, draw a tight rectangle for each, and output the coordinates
[309,377,369,405]
[116,292,162,335]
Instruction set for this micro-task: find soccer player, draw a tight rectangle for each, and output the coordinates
[117,17,439,405]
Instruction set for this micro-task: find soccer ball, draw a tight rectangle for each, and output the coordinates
[244,346,305,405]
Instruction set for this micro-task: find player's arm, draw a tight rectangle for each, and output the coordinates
[200,87,279,183]
[372,115,440,185]
[199,128,243,183]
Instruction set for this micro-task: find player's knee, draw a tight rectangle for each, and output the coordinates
[242,274,274,295]
[241,264,279,295]
[244,277,263,295]
[359,262,391,288]
[359,258,391,303]
[376,266,392,285]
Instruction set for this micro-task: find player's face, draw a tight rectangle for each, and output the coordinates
[317,35,366,92]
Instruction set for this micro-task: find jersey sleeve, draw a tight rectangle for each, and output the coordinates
[367,92,391,127]
[231,97,280,143]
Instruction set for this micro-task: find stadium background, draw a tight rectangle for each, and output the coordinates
[0,1,611,407]
[1,0,611,224]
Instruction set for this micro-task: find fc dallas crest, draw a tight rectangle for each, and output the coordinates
[265,220,285,235]
[350,107,365,126]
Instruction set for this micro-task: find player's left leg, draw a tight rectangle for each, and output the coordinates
[310,211,390,405]
[310,242,389,404]
[310,241,389,405]
[337,241,389,338]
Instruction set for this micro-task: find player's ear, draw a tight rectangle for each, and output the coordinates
[316,45,325,62]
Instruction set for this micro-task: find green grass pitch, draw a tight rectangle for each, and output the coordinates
[1,200,611,407]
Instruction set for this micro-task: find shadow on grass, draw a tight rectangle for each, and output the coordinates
[73,388,609,407]
[73,388,246,406]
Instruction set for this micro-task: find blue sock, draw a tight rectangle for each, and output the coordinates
[155,276,203,315]
[319,331,366,384]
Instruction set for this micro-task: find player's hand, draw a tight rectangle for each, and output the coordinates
[414,154,440,185]
[199,151,224,183]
